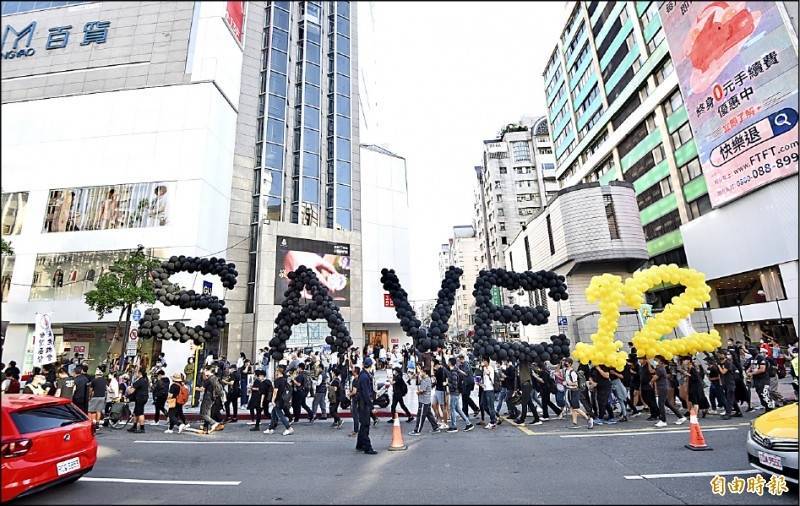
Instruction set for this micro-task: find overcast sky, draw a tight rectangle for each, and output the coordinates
[358,1,566,300]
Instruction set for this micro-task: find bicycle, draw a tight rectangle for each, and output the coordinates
[107,400,134,430]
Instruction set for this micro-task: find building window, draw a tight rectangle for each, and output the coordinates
[643,209,681,241]
[1,192,28,235]
[636,176,672,210]
[494,180,501,189]
[671,122,694,149]
[1,254,13,302]
[664,88,684,116]
[499,167,508,174]
[641,1,659,25]
[678,157,703,184]
[647,27,665,54]
[654,57,674,85]
[546,215,555,255]
[687,194,712,220]
[623,144,665,182]
[501,236,508,245]
[498,209,504,217]
[42,182,173,233]
[489,151,508,160]
[496,194,503,202]
[603,194,620,240]
[512,142,531,162]
[499,222,506,231]
[708,266,787,309]
[611,93,641,130]
[552,106,570,128]
[538,147,553,154]
[575,84,599,118]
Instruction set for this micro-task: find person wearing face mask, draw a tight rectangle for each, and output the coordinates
[638,357,660,421]
[747,348,774,412]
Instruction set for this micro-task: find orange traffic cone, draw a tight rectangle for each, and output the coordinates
[685,406,712,451]
[388,414,407,451]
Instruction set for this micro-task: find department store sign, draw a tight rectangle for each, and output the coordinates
[1,19,111,60]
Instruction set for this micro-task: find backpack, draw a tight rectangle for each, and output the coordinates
[493,369,502,391]
[302,373,312,392]
[281,380,293,405]
[176,384,189,405]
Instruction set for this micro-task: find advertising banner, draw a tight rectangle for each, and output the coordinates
[275,236,351,306]
[32,313,56,367]
[659,1,799,208]
[225,1,245,44]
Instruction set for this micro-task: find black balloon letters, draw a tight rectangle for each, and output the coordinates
[138,256,238,346]
[267,265,352,361]
[380,266,571,365]
[380,266,463,353]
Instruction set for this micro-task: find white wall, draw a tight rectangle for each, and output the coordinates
[1,82,237,326]
[360,146,411,324]
[681,176,798,280]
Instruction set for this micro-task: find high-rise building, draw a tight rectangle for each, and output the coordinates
[445,225,480,337]
[360,143,411,351]
[1,1,245,374]
[225,1,362,358]
[542,1,704,306]
[1,1,362,371]
[473,117,558,270]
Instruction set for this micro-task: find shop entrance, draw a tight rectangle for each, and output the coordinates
[365,329,388,350]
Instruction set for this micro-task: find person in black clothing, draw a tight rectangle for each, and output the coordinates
[165,372,187,433]
[127,368,150,433]
[72,365,90,414]
[387,367,414,423]
[43,364,57,395]
[223,367,241,422]
[638,357,660,420]
[458,356,480,417]
[515,361,542,426]
[4,361,20,380]
[356,358,377,454]
[591,365,614,422]
[328,366,346,429]
[151,370,169,425]
[266,366,293,435]
[747,348,774,412]
[248,370,266,431]
[624,359,641,415]
[499,362,519,419]
[534,363,562,420]
[291,364,313,422]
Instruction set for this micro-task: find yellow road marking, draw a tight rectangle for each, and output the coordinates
[500,416,536,435]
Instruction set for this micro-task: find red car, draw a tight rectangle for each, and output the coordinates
[1,394,97,502]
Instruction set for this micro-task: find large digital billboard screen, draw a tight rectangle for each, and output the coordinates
[274,236,351,306]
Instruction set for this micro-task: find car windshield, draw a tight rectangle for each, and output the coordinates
[10,404,87,435]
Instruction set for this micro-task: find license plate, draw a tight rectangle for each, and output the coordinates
[56,457,81,476]
[758,451,783,471]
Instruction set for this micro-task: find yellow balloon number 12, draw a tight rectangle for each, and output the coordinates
[572,265,722,369]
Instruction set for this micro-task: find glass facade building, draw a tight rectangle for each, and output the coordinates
[245,0,355,312]
[543,1,710,304]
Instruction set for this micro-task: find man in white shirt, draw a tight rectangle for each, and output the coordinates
[481,358,498,429]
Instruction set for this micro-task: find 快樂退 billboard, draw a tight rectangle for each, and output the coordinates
[274,236,351,306]
[659,1,798,208]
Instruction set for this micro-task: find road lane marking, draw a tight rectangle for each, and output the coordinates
[499,417,536,435]
[624,469,759,480]
[80,477,241,486]
[134,440,294,445]
[560,427,739,438]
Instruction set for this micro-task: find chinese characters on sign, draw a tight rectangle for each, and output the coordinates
[659,1,799,208]
[709,474,789,497]
[383,293,394,308]
[33,313,56,367]
[2,19,111,60]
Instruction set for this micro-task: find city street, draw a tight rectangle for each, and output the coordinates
[17,409,796,505]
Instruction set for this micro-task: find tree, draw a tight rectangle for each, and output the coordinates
[1,237,12,256]
[84,245,161,364]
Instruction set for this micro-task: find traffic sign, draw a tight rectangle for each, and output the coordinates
[132,308,142,321]
[558,316,568,326]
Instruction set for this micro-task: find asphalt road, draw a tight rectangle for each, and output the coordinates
[15,408,797,505]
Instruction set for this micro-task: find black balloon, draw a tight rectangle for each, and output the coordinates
[137,256,237,346]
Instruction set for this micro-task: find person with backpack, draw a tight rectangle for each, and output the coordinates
[458,355,480,418]
[196,368,224,433]
[222,366,241,423]
[165,372,188,433]
[387,367,414,423]
[265,365,293,435]
[446,357,474,433]
[563,358,593,429]
[310,363,328,422]
[291,363,314,422]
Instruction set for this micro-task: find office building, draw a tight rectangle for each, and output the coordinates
[1,1,362,372]
[542,1,708,307]
[1,1,244,375]
[473,117,558,271]
[440,225,480,337]
[224,1,362,358]
[360,144,411,351]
